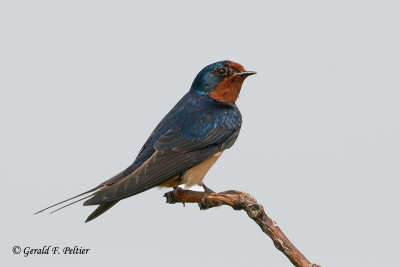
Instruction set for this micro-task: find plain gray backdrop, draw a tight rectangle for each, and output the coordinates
[1,1,399,266]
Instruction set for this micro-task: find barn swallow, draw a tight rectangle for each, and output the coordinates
[36,60,256,222]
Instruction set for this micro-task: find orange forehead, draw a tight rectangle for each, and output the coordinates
[228,62,245,72]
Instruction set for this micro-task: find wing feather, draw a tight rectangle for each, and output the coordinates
[83,128,235,206]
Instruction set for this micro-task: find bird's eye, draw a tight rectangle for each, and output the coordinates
[215,67,228,77]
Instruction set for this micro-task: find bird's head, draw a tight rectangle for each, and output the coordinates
[190,60,256,103]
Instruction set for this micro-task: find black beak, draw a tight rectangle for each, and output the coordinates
[236,70,257,77]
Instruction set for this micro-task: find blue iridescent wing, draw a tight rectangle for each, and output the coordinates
[84,127,237,205]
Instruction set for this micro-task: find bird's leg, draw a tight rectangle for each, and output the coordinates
[173,186,183,195]
[172,186,186,207]
[200,183,215,208]
[177,174,183,182]
[202,183,215,194]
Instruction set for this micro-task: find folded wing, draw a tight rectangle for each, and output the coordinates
[83,128,235,205]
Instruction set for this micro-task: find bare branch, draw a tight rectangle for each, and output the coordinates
[164,188,321,267]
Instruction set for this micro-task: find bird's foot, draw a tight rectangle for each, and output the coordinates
[165,187,184,204]
[199,183,215,210]
[173,187,186,207]
[202,183,215,194]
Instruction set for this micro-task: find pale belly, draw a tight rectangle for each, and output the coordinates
[181,151,223,187]
[157,151,223,188]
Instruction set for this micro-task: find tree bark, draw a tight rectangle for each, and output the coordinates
[164,188,321,267]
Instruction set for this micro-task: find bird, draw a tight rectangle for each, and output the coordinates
[36,60,256,222]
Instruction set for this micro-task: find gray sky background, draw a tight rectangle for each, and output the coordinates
[1,1,399,266]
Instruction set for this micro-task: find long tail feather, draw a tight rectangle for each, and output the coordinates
[34,186,101,215]
[49,194,94,214]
